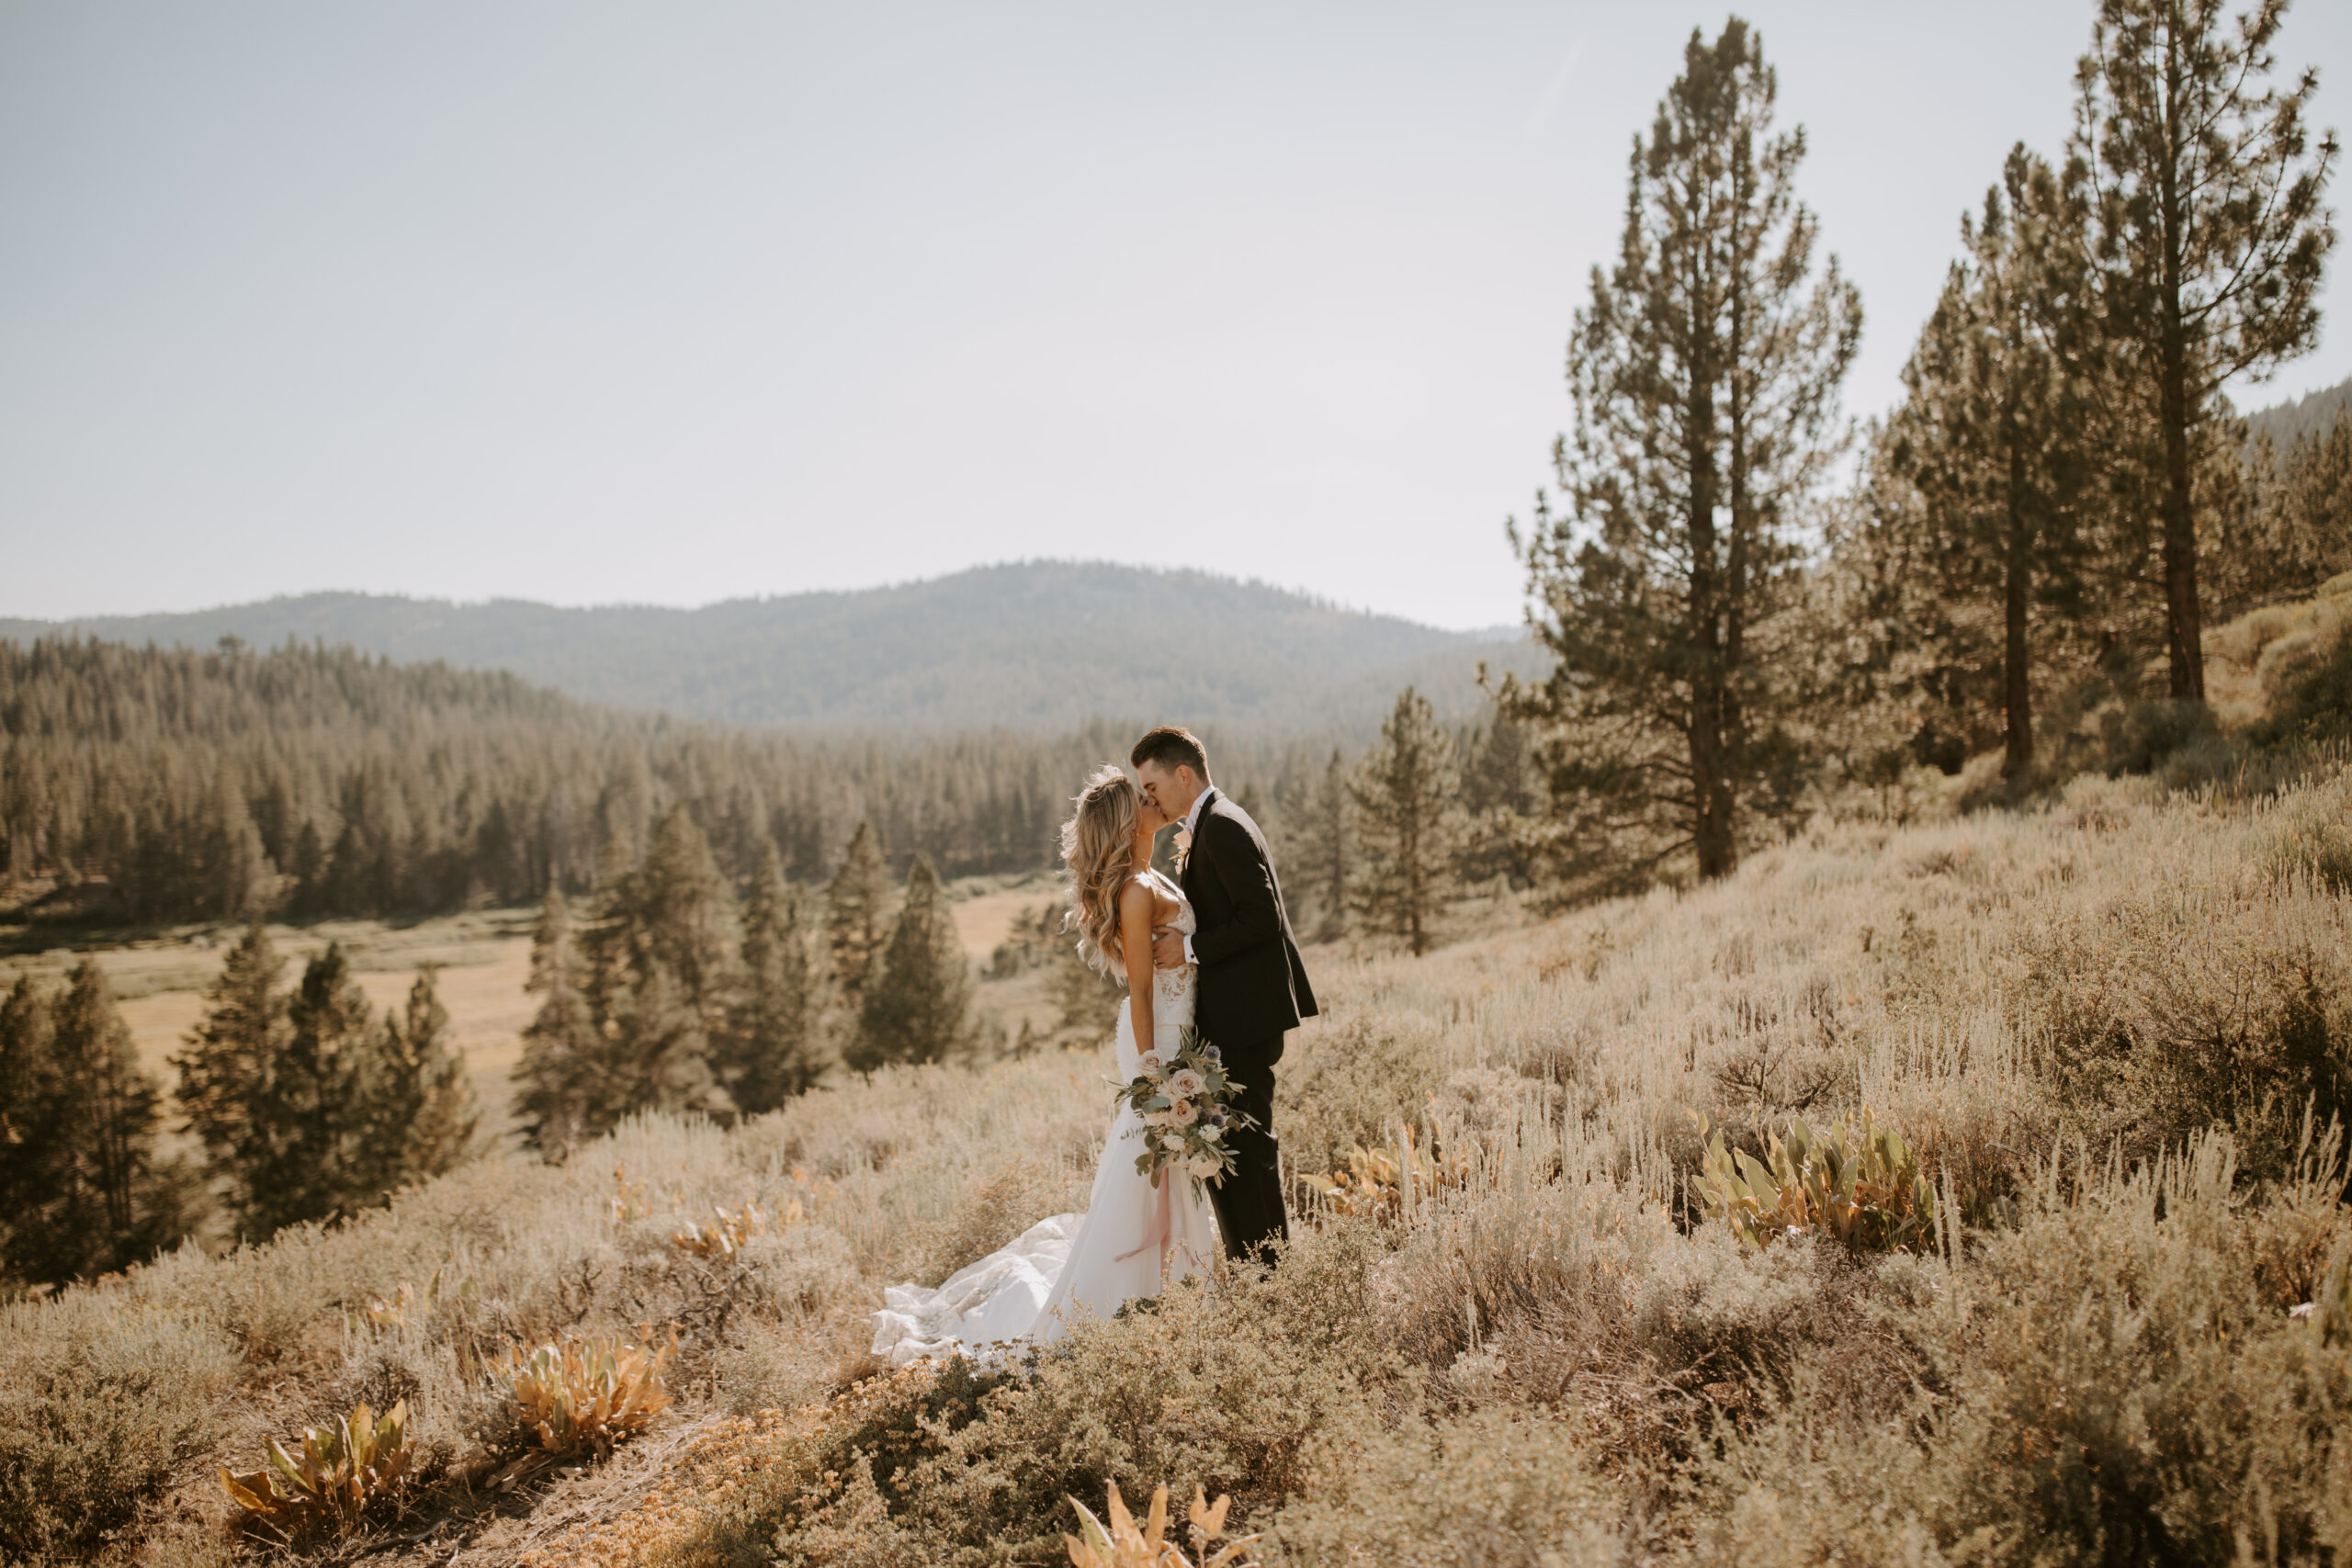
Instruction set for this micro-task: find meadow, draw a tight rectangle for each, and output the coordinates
[7,746,2350,1567]
[0,876,1068,1146]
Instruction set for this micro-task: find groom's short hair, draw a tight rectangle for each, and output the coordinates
[1131,726,1209,780]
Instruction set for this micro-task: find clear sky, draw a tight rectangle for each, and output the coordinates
[4,1,2346,629]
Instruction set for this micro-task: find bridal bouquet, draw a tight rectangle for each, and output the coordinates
[1117,1028,1251,1193]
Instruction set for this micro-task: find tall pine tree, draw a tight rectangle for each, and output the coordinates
[1291,749,1352,943]
[1893,148,2096,778]
[825,820,894,1000]
[1349,689,1464,957]
[0,976,62,1283]
[354,968,479,1197]
[852,854,973,1069]
[2067,0,2337,700]
[1459,715,1538,885]
[173,919,285,1215]
[722,842,826,1114]
[513,885,603,1157]
[236,943,376,1235]
[3,964,183,1285]
[1504,18,1859,890]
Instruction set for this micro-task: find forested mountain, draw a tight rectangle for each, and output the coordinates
[0,636,1455,926]
[0,562,1532,735]
[2247,374,2352,450]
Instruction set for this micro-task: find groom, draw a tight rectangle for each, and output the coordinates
[1133,725,1317,1265]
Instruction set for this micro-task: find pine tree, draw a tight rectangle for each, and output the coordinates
[1893,148,2095,778]
[1503,19,1859,889]
[605,961,719,1114]
[1047,906,1124,1036]
[237,943,376,1235]
[1460,714,1537,885]
[10,963,175,1282]
[173,919,286,1213]
[356,968,479,1195]
[513,885,601,1157]
[628,805,734,1020]
[2067,0,2338,700]
[826,821,894,1000]
[724,841,826,1113]
[0,976,62,1283]
[582,817,731,1117]
[2249,408,2352,592]
[852,854,973,1068]
[1291,749,1352,943]
[1349,689,1464,956]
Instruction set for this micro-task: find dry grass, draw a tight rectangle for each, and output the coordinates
[6,763,2351,1563]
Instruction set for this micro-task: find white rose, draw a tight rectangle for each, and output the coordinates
[1167,1068,1205,1099]
[1189,1155,1221,1179]
[1137,1052,1166,1076]
[1170,1099,1199,1128]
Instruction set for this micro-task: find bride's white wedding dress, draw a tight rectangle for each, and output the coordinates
[870,871,1219,1366]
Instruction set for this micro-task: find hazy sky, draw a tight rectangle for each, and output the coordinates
[4,2,2347,629]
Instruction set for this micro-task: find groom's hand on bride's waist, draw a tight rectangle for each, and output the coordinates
[1151,927,1188,969]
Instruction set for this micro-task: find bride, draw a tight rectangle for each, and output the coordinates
[870,765,1219,1366]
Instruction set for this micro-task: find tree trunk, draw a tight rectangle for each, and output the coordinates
[2157,347,2206,700]
[1688,310,1733,882]
[2154,28,2206,703]
[2002,436,2035,778]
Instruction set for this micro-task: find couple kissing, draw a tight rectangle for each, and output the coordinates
[870,725,1317,1365]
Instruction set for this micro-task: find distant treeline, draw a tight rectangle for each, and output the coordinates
[0,637,1447,927]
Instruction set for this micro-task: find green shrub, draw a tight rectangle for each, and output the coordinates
[1266,1407,1628,1566]
[1692,1134,2352,1567]
[1688,1109,1939,1256]
[0,1303,236,1563]
[2025,884,2352,1179]
[2101,697,2226,780]
[1279,1011,1450,1177]
[678,1226,1392,1566]
[2254,626,2352,750]
[217,1398,413,1541]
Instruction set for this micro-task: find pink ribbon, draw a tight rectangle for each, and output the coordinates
[1114,1167,1175,1281]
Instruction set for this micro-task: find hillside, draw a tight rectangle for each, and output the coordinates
[0,562,1538,735]
[2247,372,2352,449]
[6,759,2348,1564]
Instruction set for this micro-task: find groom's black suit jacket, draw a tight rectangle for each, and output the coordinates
[1180,789,1317,1058]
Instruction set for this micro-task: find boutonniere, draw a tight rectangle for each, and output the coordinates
[1171,828,1193,875]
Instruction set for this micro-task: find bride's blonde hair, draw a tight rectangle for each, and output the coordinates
[1060,764,1140,974]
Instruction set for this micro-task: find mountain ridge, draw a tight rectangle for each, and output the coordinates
[2245,373,2351,449]
[0,560,1539,736]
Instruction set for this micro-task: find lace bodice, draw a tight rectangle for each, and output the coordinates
[1152,871,1198,1022]
[1116,871,1195,1062]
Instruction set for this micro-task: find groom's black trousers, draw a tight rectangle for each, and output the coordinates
[1209,1036,1289,1265]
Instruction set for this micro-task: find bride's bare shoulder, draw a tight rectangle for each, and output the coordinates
[1119,871,1173,909]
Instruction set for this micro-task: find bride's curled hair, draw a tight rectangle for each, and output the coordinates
[1060,764,1139,974]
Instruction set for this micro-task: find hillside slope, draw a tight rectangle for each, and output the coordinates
[0,561,1538,735]
[2247,371,2352,448]
[7,760,2348,1563]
